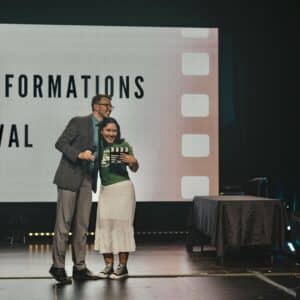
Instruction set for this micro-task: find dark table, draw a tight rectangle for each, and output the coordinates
[186,195,287,263]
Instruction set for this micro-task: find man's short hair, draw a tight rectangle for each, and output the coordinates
[91,94,112,111]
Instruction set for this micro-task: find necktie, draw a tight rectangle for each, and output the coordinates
[91,122,102,191]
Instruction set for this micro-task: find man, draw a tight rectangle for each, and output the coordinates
[49,94,113,284]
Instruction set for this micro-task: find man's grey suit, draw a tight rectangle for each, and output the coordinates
[52,114,98,270]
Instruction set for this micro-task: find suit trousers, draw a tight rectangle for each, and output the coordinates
[52,175,92,270]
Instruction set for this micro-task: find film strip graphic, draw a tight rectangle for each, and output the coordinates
[179,28,219,199]
[131,27,219,201]
[151,28,219,200]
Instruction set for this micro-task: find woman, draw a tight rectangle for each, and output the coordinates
[94,117,139,279]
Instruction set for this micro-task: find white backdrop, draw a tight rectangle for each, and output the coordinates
[0,24,219,202]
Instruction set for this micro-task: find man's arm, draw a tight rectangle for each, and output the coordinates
[55,118,81,163]
[56,117,95,163]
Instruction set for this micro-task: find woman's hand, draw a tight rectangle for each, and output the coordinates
[120,154,136,164]
[120,154,139,172]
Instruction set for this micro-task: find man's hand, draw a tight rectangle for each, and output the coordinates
[78,150,95,161]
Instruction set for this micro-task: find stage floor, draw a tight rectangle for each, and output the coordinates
[0,240,299,299]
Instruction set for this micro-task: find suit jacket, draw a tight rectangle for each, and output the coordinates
[53,114,98,193]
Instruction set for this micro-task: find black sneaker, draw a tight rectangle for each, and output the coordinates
[49,266,72,284]
[98,264,114,279]
[109,264,128,279]
[72,267,99,281]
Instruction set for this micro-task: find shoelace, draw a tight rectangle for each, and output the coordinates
[115,265,125,275]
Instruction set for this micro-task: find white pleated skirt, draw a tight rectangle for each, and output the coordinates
[94,180,136,254]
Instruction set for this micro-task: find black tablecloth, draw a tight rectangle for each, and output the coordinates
[191,195,286,256]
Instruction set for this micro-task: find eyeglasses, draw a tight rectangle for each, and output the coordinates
[96,103,114,110]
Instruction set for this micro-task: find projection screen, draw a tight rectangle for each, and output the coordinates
[0,24,218,202]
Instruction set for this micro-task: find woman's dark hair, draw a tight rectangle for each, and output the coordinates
[100,117,124,144]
